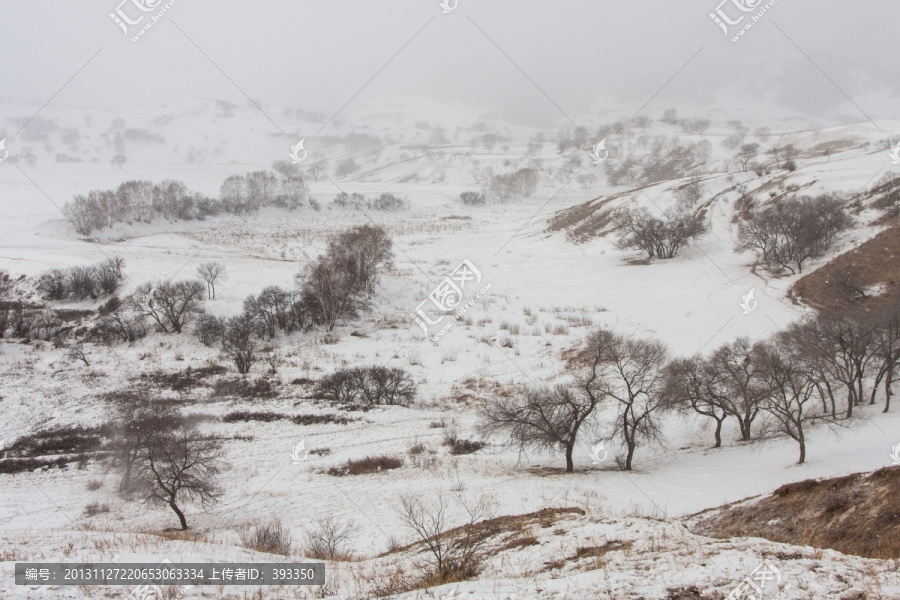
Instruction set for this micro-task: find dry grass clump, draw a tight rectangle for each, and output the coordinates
[326,455,403,476]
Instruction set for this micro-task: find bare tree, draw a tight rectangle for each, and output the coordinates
[67,344,90,366]
[481,133,496,153]
[132,280,206,333]
[784,315,878,419]
[134,415,223,530]
[111,154,128,169]
[479,384,598,473]
[665,338,766,447]
[615,207,708,259]
[222,314,258,375]
[110,395,181,493]
[588,329,671,470]
[327,225,393,297]
[754,337,824,464]
[299,257,359,331]
[737,195,852,274]
[397,492,494,583]
[871,302,900,412]
[303,516,358,560]
[196,262,226,300]
[736,143,760,172]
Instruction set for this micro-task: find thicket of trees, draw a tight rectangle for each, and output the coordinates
[482,303,900,470]
[737,194,852,274]
[332,192,407,211]
[61,169,310,235]
[37,257,125,301]
[607,139,711,187]
[314,366,417,406]
[484,168,539,203]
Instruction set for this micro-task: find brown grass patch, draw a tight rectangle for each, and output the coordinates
[326,455,403,476]
[691,466,900,559]
[790,220,900,313]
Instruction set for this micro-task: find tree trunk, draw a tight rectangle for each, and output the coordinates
[713,418,724,448]
[564,443,574,473]
[798,439,806,465]
[169,497,188,530]
[885,375,894,413]
[624,441,635,471]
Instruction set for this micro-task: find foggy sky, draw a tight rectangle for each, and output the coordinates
[1,0,898,129]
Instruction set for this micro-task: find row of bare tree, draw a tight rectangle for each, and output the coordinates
[62,169,311,235]
[481,304,900,471]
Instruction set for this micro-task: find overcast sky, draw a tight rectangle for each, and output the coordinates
[1,0,898,129]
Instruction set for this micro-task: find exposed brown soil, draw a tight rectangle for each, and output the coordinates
[690,466,900,559]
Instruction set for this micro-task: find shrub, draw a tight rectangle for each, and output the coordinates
[326,455,403,476]
[303,516,357,560]
[194,313,225,346]
[83,502,110,518]
[238,518,293,555]
[314,366,416,406]
[369,193,406,211]
[446,438,486,456]
[615,208,708,259]
[459,191,486,206]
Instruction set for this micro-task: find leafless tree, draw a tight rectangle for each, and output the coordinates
[222,314,258,374]
[110,395,182,493]
[615,207,708,259]
[481,133,496,153]
[871,302,900,412]
[134,415,223,530]
[587,329,672,470]
[479,384,597,473]
[243,286,303,338]
[111,154,128,169]
[299,258,359,331]
[328,225,393,298]
[783,314,878,419]
[736,143,760,172]
[196,262,226,300]
[245,170,279,211]
[737,194,852,274]
[755,127,772,142]
[303,516,358,560]
[67,344,90,366]
[220,174,247,214]
[665,338,766,447]
[660,109,679,125]
[397,492,494,582]
[132,280,206,333]
[754,337,825,464]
